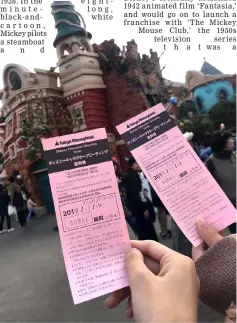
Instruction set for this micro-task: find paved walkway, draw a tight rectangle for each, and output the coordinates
[0,215,224,322]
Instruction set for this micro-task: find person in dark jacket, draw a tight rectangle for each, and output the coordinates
[113,158,139,236]
[142,188,156,223]
[0,184,14,233]
[150,185,172,238]
[205,131,236,233]
[8,177,27,228]
[123,157,158,241]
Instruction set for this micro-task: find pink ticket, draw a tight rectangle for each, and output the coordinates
[42,128,130,304]
[116,104,236,247]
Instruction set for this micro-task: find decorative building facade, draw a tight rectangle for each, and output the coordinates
[1,3,234,212]
[185,61,236,113]
[0,65,62,210]
[192,77,235,113]
[0,1,171,211]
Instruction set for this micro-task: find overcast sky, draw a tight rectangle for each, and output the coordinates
[0,0,236,91]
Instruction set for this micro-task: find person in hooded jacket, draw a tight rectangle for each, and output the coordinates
[123,157,158,241]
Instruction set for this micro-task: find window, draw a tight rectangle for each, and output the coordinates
[9,144,17,160]
[9,71,21,90]
[195,97,203,111]
[17,110,26,131]
[68,103,86,132]
[218,89,228,101]
[60,43,72,58]
[0,137,3,153]
[19,111,26,127]
[3,151,10,165]
[16,137,27,153]
[5,119,13,138]
[16,109,27,134]
[80,39,90,52]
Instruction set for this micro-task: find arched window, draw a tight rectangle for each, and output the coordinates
[9,71,21,90]
[80,39,91,52]
[218,89,228,101]
[195,96,203,111]
[63,47,72,56]
[60,44,72,58]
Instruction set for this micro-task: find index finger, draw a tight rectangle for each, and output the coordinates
[131,240,175,262]
[105,287,130,309]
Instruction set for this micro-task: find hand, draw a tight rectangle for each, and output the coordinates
[143,210,149,219]
[105,240,199,323]
[192,218,223,262]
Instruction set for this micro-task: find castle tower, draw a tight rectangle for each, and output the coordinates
[51,1,110,132]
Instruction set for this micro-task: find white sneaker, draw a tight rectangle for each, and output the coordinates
[0,231,3,234]
[8,228,15,232]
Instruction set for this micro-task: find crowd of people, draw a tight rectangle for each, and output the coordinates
[189,128,236,233]
[0,176,38,234]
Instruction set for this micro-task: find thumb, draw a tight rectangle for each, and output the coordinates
[126,248,151,288]
[196,218,222,247]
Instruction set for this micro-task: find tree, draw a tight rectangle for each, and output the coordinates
[21,91,85,160]
[208,101,236,130]
[178,114,214,140]
[179,100,197,119]
[190,114,214,138]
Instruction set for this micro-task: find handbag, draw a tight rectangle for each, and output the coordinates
[8,205,17,216]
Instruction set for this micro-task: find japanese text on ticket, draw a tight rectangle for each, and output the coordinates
[116,104,236,247]
[42,128,130,304]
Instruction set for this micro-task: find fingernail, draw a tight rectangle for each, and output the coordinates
[105,296,111,304]
[127,247,139,255]
[125,310,132,318]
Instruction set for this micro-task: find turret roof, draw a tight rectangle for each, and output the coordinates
[201,61,223,75]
